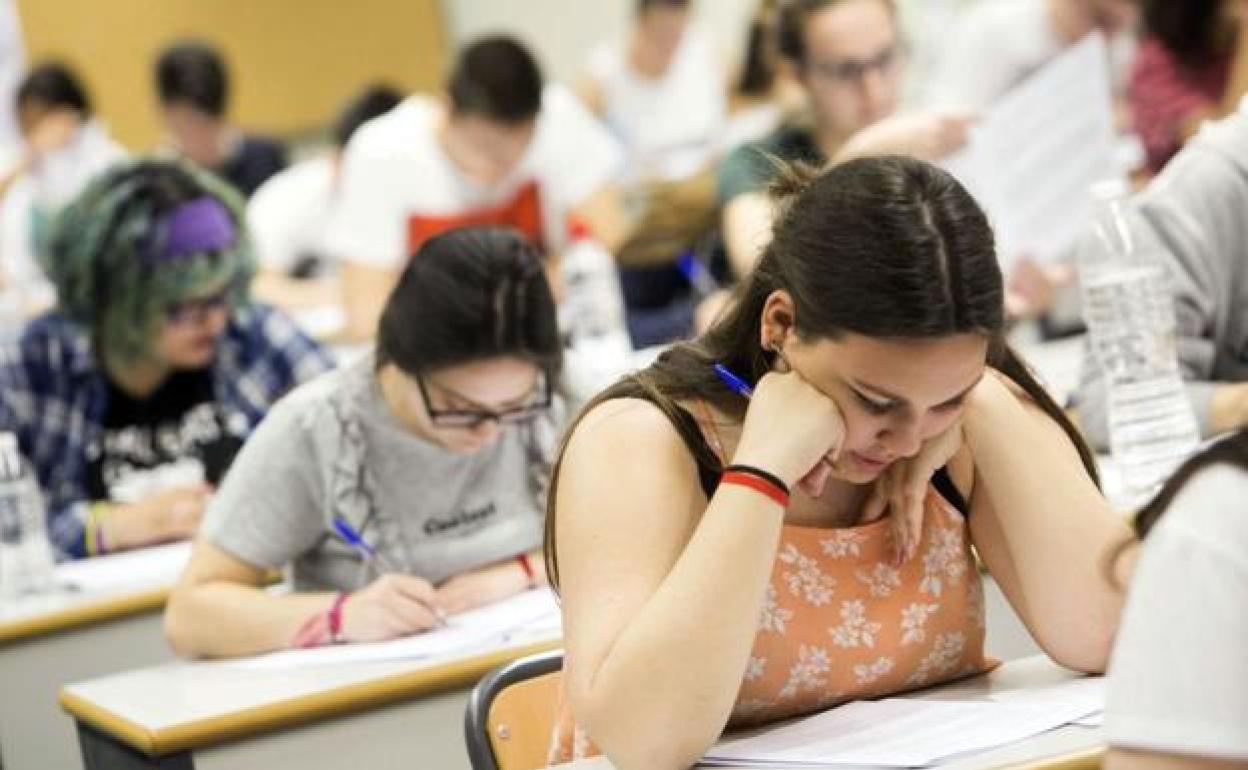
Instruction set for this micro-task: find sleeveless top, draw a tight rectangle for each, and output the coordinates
[547,399,992,764]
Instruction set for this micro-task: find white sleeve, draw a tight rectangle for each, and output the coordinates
[322,130,408,269]
[925,10,1010,111]
[1105,466,1248,761]
[538,85,624,211]
[247,166,315,273]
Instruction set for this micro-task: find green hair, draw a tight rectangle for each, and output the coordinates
[40,158,256,364]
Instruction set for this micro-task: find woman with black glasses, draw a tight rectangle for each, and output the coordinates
[165,226,563,657]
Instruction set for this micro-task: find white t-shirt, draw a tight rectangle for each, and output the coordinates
[1105,464,1248,761]
[585,24,726,186]
[246,154,336,273]
[324,85,623,269]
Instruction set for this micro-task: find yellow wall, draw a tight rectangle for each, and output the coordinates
[16,0,447,150]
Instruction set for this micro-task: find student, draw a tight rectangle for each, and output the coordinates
[1104,430,1248,770]
[546,156,1129,768]
[0,63,125,308]
[164,227,562,658]
[716,0,972,280]
[1130,0,1248,173]
[1073,97,1248,447]
[928,0,1138,113]
[324,36,626,341]
[0,160,332,559]
[155,40,288,198]
[578,0,726,188]
[247,83,402,313]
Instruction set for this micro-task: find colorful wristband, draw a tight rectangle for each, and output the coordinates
[328,591,349,643]
[516,552,537,590]
[721,465,790,509]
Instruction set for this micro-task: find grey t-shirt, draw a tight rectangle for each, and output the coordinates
[202,354,556,591]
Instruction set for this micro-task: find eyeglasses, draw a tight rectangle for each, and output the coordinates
[415,371,552,428]
[166,288,231,325]
[807,43,904,86]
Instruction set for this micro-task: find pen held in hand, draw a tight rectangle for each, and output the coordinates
[712,363,840,472]
[331,516,448,628]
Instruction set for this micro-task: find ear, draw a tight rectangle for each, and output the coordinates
[759,289,796,349]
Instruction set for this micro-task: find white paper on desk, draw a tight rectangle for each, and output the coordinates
[225,587,561,671]
[942,32,1120,274]
[54,541,191,595]
[989,673,1105,720]
[703,697,1097,768]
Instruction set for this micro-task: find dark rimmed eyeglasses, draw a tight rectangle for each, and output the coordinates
[807,42,905,85]
[165,288,232,325]
[415,371,552,428]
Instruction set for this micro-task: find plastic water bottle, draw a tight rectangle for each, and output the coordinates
[560,220,634,399]
[0,432,56,602]
[1077,180,1200,506]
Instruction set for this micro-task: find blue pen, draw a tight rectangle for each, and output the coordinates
[332,516,447,627]
[677,250,719,296]
[713,363,754,397]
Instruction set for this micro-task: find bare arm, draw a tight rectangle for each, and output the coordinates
[569,181,630,254]
[164,539,335,658]
[721,191,775,279]
[964,374,1131,672]
[339,260,398,342]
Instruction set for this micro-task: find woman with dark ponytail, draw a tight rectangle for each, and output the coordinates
[546,156,1130,769]
[166,226,563,658]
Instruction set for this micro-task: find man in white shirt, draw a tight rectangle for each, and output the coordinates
[324,36,627,340]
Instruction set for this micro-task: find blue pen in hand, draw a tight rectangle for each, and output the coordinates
[331,516,448,628]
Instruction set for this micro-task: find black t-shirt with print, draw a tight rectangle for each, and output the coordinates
[84,369,245,502]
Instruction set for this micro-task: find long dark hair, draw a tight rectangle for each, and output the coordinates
[1140,0,1225,68]
[544,156,1099,590]
[375,226,562,383]
[737,0,779,97]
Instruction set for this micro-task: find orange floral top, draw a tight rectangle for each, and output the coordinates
[547,404,992,765]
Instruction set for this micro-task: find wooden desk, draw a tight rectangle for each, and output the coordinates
[0,542,190,770]
[62,632,561,770]
[554,657,1105,770]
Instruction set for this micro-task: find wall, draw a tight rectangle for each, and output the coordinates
[16,0,448,150]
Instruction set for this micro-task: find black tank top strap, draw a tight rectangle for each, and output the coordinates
[931,466,970,517]
[667,403,723,498]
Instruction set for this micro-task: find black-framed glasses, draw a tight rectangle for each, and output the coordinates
[415,370,552,428]
[166,288,231,325]
[807,42,905,86]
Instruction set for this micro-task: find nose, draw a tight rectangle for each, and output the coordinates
[858,68,891,121]
[875,415,923,460]
[469,419,502,446]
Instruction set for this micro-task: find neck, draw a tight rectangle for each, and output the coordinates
[629,32,672,79]
[812,120,852,161]
[103,350,172,399]
[1047,0,1093,44]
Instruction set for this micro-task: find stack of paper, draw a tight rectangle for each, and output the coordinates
[224,587,561,671]
[703,676,1105,768]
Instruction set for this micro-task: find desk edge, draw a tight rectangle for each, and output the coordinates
[0,588,169,646]
[62,636,561,756]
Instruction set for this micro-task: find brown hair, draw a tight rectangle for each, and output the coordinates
[544,157,1099,590]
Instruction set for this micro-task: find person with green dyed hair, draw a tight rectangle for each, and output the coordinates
[0,159,334,559]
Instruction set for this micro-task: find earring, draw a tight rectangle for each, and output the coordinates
[770,340,792,372]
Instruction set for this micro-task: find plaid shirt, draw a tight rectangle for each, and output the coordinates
[0,304,335,559]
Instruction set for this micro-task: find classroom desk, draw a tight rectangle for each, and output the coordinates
[62,632,561,770]
[553,656,1106,770]
[0,542,190,770]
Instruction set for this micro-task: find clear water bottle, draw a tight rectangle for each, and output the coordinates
[560,219,634,399]
[1077,180,1200,506]
[0,432,56,602]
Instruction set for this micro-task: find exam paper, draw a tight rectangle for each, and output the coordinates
[703,697,1098,768]
[224,587,561,670]
[54,540,191,595]
[942,32,1120,273]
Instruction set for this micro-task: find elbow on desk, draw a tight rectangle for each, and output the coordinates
[1038,610,1119,675]
[574,690,723,770]
[162,586,205,658]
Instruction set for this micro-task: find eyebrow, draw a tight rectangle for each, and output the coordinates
[429,379,540,411]
[850,373,984,409]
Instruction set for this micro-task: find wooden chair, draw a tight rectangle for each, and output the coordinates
[464,649,564,770]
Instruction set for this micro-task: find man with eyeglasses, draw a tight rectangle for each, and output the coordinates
[716,0,973,281]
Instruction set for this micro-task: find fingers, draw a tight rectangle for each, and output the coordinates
[796,461,832,500]
[387,574,448,624]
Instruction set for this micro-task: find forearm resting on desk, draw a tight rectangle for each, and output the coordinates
[165,540,336,658]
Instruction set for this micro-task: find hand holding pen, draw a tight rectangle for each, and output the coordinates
[331,517,449,638]
[713,364,846,497]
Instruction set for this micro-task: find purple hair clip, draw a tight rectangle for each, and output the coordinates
[150,196,236,262]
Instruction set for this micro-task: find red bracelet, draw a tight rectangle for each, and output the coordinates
[721,470,790,509]
[516,552,537,589]
[328,591,350,643]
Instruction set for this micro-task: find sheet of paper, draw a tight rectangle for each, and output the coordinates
[989,672,1105,720]
[703,697,1098,768]
[54,541,192,595]
[942,32,1120,273]
[224,587,561,670]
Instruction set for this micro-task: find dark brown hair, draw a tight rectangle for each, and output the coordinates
[544,156,1099,590]
[777,0,897,67]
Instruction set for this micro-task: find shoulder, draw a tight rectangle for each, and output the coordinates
[4,313,92,381]
[1151,463,1248,563]
[342,97,431,162]
[239,134,288,164]
[221,304,332,376]
[562,397,701,482]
